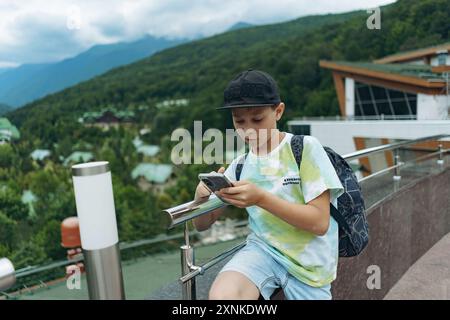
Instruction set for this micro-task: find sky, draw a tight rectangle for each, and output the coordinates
[0,0,396,68]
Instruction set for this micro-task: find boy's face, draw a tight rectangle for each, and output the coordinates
[231,103,285,147]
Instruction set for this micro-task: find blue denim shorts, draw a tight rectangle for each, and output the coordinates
[218,233,331,300]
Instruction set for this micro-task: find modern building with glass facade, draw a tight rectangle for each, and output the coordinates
[288,43,450,176]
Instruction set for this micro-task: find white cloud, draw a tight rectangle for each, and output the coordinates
[0,0,396,66]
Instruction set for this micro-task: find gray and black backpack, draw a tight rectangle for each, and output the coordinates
[235,134,369,257]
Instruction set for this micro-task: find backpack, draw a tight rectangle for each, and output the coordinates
[235,134,369,257]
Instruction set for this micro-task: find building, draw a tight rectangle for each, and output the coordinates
[63,151,94,166]
[79,108,135,129]
[30,149,51,162]
[137,145,160,158]
[288,43,450,176]
[131,163,174,192]
[155,98,189,109]
[0,117,20,144]
[133,136,160,159]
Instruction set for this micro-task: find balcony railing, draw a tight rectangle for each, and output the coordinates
[289,114,450,121]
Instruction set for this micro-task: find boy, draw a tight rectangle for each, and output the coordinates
[193,70,344,300]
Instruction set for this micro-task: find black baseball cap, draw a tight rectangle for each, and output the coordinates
[218,69,281,109]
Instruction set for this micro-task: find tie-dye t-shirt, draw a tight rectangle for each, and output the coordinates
[224,132,344,287]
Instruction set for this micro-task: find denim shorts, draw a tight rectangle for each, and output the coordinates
[218,233,331,300]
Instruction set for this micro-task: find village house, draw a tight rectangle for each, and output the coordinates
[131,163,174,193]
[0,117,20,144]
[78,108,135,130]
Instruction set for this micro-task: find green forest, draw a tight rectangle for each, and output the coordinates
[1,0,449,276]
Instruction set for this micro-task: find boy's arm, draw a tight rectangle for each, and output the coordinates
[192,206,226,232]
[192,167,227,232]
[257,189,330,236]
[216,181,330,236]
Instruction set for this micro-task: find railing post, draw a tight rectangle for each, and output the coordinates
[393,150,401,181]
[437,144,444,165]
[71,161,125,300]
[181,223,196,300]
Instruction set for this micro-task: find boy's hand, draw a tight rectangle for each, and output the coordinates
[215,180,266,208]
[194,167,225,201]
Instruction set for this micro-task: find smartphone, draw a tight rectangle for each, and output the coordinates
[198,172,234,193]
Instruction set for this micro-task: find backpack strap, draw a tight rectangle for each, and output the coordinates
[290,134,305,168]
[235,153,248,181]
[291,135,349,232]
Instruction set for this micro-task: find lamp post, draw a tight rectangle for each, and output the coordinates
[71,161,125,300]
[0,258,15,292]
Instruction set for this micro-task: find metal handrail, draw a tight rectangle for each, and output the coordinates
[7,219,250,281]
[343,134,449,161]
[164,133,449,300]
[289,115,450,121]
[179,241,247,284]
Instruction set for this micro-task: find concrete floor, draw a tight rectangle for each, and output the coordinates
[384,232,450,300]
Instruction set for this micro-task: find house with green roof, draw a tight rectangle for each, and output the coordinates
[63,151,94,166]
[133,136,160,158]
[30,149,51,162]
[137,145,160,158]
[79,108,135,129]
[155,98,189,109]
[131,163,174,192]
[133,136,144,148]
[0,117,20,144]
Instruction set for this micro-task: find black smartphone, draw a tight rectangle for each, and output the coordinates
[198,172,234,193]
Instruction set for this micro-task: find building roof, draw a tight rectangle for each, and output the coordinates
[30,149,51,161]
[374,42,450,64]
[137,145,160,157]
[63,151,94,166]
[319,60,447,98]
[320,60,447,83]
[132,137,144,148]
[156,98,189,109]
[0,117,20,141]
[80,108,135,123]
[131,163,173,184]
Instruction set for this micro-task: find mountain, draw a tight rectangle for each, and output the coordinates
[227,22,253,31]
[0,67,12,75]
[8,0,449,146]
[0,35,187,108]
[0,103,12,115]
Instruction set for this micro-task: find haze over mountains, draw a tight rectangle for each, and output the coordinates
[0,21,255,109]
[0,35,187,108]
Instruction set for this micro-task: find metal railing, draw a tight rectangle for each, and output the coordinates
[2,134,448,299]
[289,115,450,121]
[0,219,249,298]
[162,134,450,300]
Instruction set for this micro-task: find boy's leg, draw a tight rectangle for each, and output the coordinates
[209,271,260,300]
[209,234,282,300]
[282,272,332,300]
